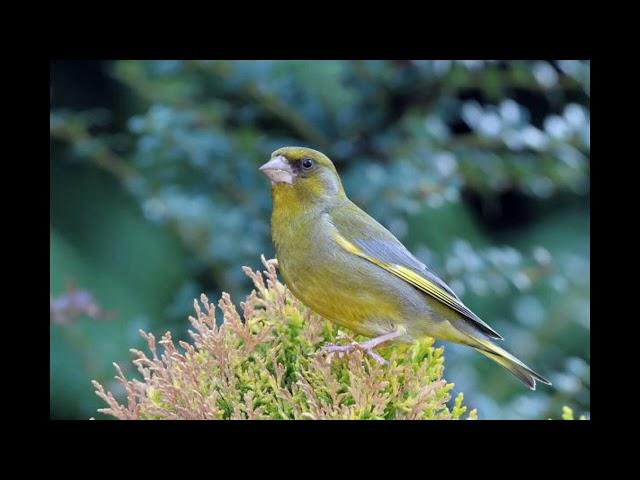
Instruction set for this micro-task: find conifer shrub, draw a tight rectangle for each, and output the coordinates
[93,257,477,420]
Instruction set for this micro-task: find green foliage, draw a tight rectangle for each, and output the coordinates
[560,406,587,420]
[93,258,477,420]
[51,60,589,419]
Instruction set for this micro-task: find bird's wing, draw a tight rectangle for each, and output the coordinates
[328,203,503,340]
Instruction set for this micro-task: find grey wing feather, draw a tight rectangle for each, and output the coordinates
[353,237,504,340]
[354,238,459,297]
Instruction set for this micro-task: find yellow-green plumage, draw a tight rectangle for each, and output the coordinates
[260,146,551,390]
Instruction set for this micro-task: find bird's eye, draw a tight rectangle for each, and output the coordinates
[301,158,314,170]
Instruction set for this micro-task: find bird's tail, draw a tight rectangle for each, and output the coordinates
[470,337,552,390]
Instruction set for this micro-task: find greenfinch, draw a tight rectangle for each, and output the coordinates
[260,146,551,390]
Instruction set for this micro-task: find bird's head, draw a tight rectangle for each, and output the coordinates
[259,146,345,202]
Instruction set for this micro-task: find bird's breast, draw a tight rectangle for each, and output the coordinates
[272,211,408,337]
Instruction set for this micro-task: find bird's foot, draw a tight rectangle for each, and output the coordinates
[318,341,389,365]
[318,328,406,366]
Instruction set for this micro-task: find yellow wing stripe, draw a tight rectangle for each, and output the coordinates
[334,233,362,255]
[333,232,465,316]
[390,265,463,311]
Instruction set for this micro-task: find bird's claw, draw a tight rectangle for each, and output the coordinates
[360,348,388,365]
[318,342,388,365]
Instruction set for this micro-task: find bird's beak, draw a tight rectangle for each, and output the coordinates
[259,155,294,185]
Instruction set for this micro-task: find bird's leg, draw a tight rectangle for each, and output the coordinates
[319,328,406,365]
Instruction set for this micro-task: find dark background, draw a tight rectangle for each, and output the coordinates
[50,60,590,419]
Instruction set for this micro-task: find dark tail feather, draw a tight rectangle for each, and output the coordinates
[460,330,551,390]
[475,348,552,390]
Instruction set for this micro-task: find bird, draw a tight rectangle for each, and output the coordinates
[259,146,551,390]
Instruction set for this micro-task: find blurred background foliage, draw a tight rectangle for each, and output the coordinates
[50,60,589,420]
